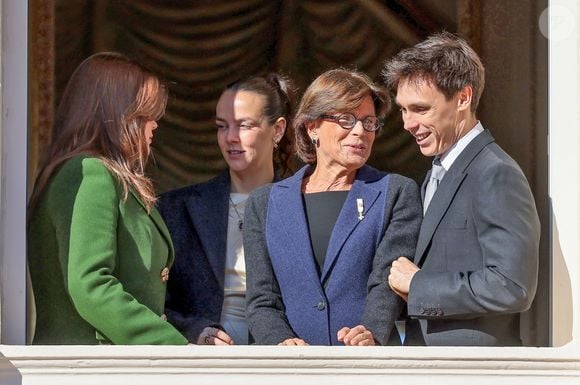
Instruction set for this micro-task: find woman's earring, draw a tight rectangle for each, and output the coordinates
[311,137,318,146]
[273,138,279,150]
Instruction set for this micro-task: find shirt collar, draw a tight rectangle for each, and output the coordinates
[438,121,484,171]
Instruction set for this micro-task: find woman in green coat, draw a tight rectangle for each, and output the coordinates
[27,52,188,345]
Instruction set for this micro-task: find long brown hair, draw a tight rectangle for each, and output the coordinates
[29,52,167,213]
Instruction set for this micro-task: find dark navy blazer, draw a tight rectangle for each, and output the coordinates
[245,165,422,345]
[157,171,231,342]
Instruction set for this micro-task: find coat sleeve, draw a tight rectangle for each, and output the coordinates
[361,176,422,345]
[244,186,297,344]
[164,302,221,343]
[65,158,188,345]
[157,194,223,343]
[408,160,540,319]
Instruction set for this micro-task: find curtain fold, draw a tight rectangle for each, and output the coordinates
[37,0,445,192]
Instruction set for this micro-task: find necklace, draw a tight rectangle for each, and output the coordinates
[229,196,245,230]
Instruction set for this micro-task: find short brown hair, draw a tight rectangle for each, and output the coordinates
[382,31,485,113]
[294,69,389,164]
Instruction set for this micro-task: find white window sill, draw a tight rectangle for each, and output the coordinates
[1,344,579,385]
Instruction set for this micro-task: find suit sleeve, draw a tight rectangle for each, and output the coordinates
[408,161,540,319]
[164,299,221,343]
[361,176,422,344]
[65,158,187,345]
[244,187,297,344]
[157,195,223,343]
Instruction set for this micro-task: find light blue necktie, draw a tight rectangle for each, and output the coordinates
[423,158,445,215]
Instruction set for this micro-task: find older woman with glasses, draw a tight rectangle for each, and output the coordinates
[244,69,422,346]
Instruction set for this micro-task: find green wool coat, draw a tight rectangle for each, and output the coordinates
[28,156,188,345]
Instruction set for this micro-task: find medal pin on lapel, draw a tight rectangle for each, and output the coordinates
[356,198,364,220]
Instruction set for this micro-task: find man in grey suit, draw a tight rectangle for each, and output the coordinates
[383,32,540,346]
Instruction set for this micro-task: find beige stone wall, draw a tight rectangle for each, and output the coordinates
[548,0,580,346]
[478,0,550,346]
[0,0,28,345]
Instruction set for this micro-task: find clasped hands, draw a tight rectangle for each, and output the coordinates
[197,326,234,345]
[388,256,420,302]
[279,325,376,346]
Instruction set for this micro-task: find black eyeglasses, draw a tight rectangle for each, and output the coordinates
[320,113,383,132]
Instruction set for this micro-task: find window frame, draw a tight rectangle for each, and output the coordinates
[1,0,579,383]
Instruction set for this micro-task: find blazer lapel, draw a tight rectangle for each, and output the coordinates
[414,129,496,266]
[130,190,176,265]
[185,171,230,287]
[414,171,467,265]
[320,167,381,283]
[270,167,324,294]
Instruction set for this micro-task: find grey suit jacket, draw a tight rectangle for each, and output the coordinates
[407,129,540,346]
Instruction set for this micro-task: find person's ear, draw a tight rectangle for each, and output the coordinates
[457,86,473,111]
[306,120,319,139]
[273,117,286,143]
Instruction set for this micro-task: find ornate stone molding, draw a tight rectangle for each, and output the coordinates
[1,345,580,384]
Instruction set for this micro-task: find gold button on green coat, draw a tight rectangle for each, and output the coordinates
[28,156,188,345]
[161,267,170,283]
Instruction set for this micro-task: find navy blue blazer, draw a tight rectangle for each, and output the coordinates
[157,171,231,342]
[245,165,422,345]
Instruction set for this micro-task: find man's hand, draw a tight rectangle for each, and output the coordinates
[388,256,420,302]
